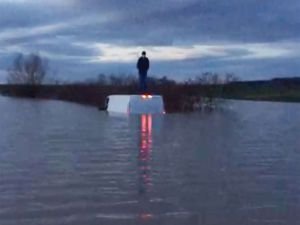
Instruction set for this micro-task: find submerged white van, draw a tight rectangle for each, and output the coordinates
[106,94,165,114]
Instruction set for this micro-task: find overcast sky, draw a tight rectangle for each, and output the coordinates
[0,0,300,82]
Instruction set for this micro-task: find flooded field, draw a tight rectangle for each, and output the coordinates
[0,96,299,225]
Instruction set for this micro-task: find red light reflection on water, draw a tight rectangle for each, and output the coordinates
[139,114,152,186]
[140,114,152,153]
[138,114,154,220]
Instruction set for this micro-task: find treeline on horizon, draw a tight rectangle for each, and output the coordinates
[1,74,300,111]
[1,52,300,112]
[0,72,240,112]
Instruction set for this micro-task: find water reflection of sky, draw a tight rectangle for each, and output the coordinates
[2,98,300,224]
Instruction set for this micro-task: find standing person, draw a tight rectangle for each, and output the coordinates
[137,51,150,92]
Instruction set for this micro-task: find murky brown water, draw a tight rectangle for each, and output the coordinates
[0,96,300,225]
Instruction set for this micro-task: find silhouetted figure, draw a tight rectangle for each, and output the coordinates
[137,51,150,92]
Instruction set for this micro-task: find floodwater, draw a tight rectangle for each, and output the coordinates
[0,96,300,225]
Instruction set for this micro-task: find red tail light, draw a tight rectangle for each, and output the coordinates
[141,95,153,99]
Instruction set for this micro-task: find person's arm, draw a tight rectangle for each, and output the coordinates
[146,58,150,70]
[137,58,140,70]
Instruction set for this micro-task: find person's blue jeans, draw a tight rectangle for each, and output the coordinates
[139,71,147,92]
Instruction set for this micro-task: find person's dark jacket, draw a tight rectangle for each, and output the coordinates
[137,57,150,73]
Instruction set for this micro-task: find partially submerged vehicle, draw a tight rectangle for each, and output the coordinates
[104,94,165,114]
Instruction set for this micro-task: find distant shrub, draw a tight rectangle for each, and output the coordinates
[6,53,48,97]
[7,53,47,85]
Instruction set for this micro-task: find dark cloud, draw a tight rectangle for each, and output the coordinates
[0,0,300,82]
[0,2,76,29]
[22,39,97,58]
[68,0,300,43]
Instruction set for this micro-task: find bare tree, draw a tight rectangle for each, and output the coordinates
[225,73,239,84]
[97,73,108,85]
[7,53,47,85]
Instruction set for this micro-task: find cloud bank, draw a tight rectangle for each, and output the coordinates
[0,0,300,82]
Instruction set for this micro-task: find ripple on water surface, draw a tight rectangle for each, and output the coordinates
[0,97,300,224]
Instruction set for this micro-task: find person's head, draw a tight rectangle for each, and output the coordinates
[141,51,146,57]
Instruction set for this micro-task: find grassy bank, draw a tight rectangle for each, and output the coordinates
[221,78,300,103]
[1,77,300,112]
[0,84,204,112]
